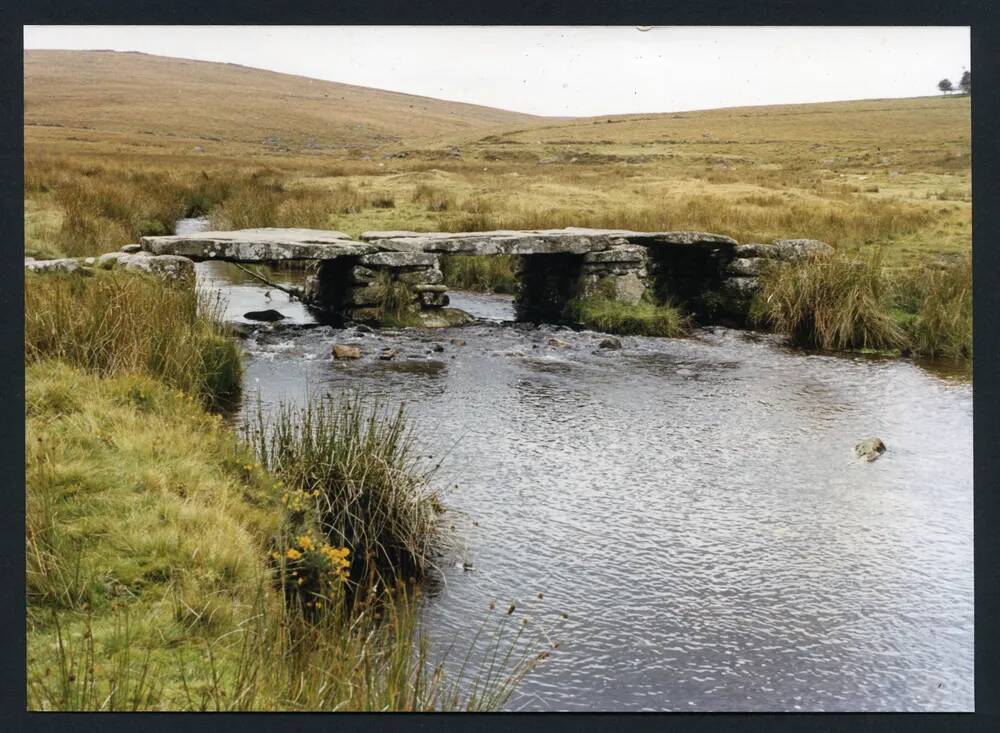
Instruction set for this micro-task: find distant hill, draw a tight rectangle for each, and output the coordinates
[23,50,550,152]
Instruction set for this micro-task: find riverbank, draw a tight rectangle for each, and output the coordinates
[25,271,537,711]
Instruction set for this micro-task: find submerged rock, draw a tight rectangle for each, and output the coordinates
[450,338,466,347]
[855,437,887,462]
[548,338,570,349]
[333,344,362,360]
[416,308,474,329]
[378,348,399,361]
[431,343,445,352]
[244,309,286,322]
[598,337,622,350]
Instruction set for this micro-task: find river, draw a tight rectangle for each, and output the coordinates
[182,219,974,712]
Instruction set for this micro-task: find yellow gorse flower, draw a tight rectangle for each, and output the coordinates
[285,548,302,561]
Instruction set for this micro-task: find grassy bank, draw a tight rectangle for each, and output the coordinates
[26,363,538,710]
[25,270,242,409]
[25,271,541,710]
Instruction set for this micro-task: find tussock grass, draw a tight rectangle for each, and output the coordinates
[891,257,972,359]
[245,395,441,586]
[566,296,690,337]
[440,255,518,294]
[751,250,905,351]
[412,183,455,212]
[25,271,242,408]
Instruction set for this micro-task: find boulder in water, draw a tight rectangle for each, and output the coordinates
[333,344,362,360]
[598,337,622,350]
[244,309,286,322]
[378,348,398,361]
[548,337,570,349]
[855,437,887,462]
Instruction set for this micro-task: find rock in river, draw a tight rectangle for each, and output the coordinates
[333,344,362,360]
[244,309,286,322]
[599,337,622,350]
[378,348,398,361]
[855,437,887,462]
[548,338,570,349]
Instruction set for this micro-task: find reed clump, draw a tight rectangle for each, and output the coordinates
[245,395,442,587]
[24,271,242,408]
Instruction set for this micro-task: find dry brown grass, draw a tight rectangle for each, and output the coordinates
[24,51,970,270]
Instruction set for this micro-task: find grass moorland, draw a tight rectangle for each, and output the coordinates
[25,51,969,267]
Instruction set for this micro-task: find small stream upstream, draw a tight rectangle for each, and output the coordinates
[184,219,974,711]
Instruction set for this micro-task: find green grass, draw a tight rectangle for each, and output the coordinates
[25,270,243,409]
[566,296,690,337]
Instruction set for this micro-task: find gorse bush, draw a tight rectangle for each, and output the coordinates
[751,250,905,351]
[245,395,443,587]
[24,271,242,408]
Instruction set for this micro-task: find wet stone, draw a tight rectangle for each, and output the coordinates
[333,344,362,360]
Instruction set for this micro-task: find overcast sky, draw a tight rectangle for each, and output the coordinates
[23,26,970,117]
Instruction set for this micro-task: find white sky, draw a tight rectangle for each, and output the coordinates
[23,26,970,117]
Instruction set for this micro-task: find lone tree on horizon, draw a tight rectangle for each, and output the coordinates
[938,78,954,95]
[960,70,971,95]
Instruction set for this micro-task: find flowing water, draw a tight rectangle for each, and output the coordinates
[182,219,974,712]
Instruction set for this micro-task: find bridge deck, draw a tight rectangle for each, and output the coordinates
[141,228,378,262]
[141,227,739,262]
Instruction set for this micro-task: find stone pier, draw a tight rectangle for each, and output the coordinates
[303,251,469,327]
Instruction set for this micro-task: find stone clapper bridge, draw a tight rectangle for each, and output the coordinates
[141,227,832,327]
